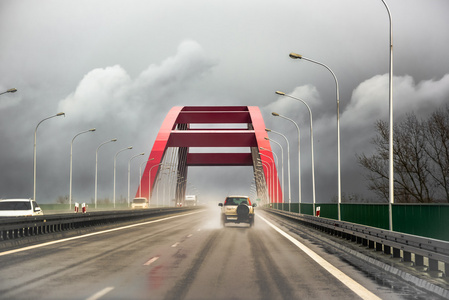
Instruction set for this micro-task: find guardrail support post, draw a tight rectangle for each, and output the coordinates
[376,242,383,252]
[428,258,439,272]
[415,254,424,268]
[392,247,401,258]
[403,251,412,262]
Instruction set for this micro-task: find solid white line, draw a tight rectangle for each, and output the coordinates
[258,214,381,300]
[85,286,114,300]
[143,256,159,266]
[0,210,205,257]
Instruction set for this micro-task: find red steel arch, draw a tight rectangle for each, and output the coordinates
[135,106,282,204]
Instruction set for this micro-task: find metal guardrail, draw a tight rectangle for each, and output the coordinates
[0,207,200,243]
[265,208,449,274]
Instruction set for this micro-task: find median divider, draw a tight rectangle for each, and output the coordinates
[0,207,201,246]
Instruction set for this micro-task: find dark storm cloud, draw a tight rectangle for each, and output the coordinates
[1,0,448,204]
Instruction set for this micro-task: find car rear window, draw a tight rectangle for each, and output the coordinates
[224,197,251,206]
[133,199,146,204]
[0,201,32,211]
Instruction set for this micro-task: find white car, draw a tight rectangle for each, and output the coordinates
[0,199,44,217]
[131,197,149,209]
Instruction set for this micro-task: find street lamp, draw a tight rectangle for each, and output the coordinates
[0,88,17,96]
[379,0,394,231]
[69,128,96,209]
[95,138,117,208]
[264,137,284,203]
[257,158,272,204]
[128,152,145,207]
[113,146,132,208]
[272,112,301,213]
[275,91,316,214]
[260,147,279,203]
[259,151,277,203]
[33,112,65,201]
[289,52,341,220]
[139,158,155,198]
[148,162,163,205]
[266,128,291,211]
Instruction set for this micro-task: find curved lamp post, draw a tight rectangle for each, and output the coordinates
[69,128,96,209]
[275,91,316,214]
[139,158,155,198]
[128,152,145,207]
[148,161,163,205]
[95,138,117,208]
[113,146,132,208]
[259,151,277,203]
[33,112,65,201]
[257,158,272,204]
[0,88,17,96]
[272,112,301,213]
[264,137,284,203]
[266,128,291,211]
[289,52,341,220]
[260,147,280,203]
[379,0,394,231]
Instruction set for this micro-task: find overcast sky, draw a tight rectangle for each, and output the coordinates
[1,0,448,205]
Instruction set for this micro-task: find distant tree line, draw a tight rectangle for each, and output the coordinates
[358,105,449,203]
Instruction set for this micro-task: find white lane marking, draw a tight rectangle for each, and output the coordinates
[0,210,205,257]
[187,234,193,238]
[171,242,180,248]
[258,214,381,300]
[143,256,159,266]
[86,286,114,300]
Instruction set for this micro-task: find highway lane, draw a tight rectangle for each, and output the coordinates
[0,207,426,300]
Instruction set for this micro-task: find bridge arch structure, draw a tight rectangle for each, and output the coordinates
[135,106,282,205]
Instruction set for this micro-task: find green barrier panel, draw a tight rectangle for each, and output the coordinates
[289,203,300,213]
[300,203,313,216]
[393,204,449,241]
[269,202,449,241]
[341,204,389,229]
[316,203,338,220]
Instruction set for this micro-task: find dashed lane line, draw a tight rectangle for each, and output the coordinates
[85,286,114,300]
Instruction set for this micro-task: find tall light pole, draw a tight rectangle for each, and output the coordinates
[289,52,341,220]
[95,138,117,209]
[258,158,272,204]
[379,0,394,231]
[139,158,155,198]
[33,112,65,201]
[69,128,96,209]
[260,147,279,202]
[266,128,291,211]
[148,161,162,204]
[265,137,284,203]
[259,151,277,203]
[0,88,17,96]
[272,112,301,213]
[113,146,132,208]
[275,91,316,214]
[128,152,145,207]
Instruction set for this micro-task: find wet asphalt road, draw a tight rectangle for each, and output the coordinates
[0,207,439,300]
